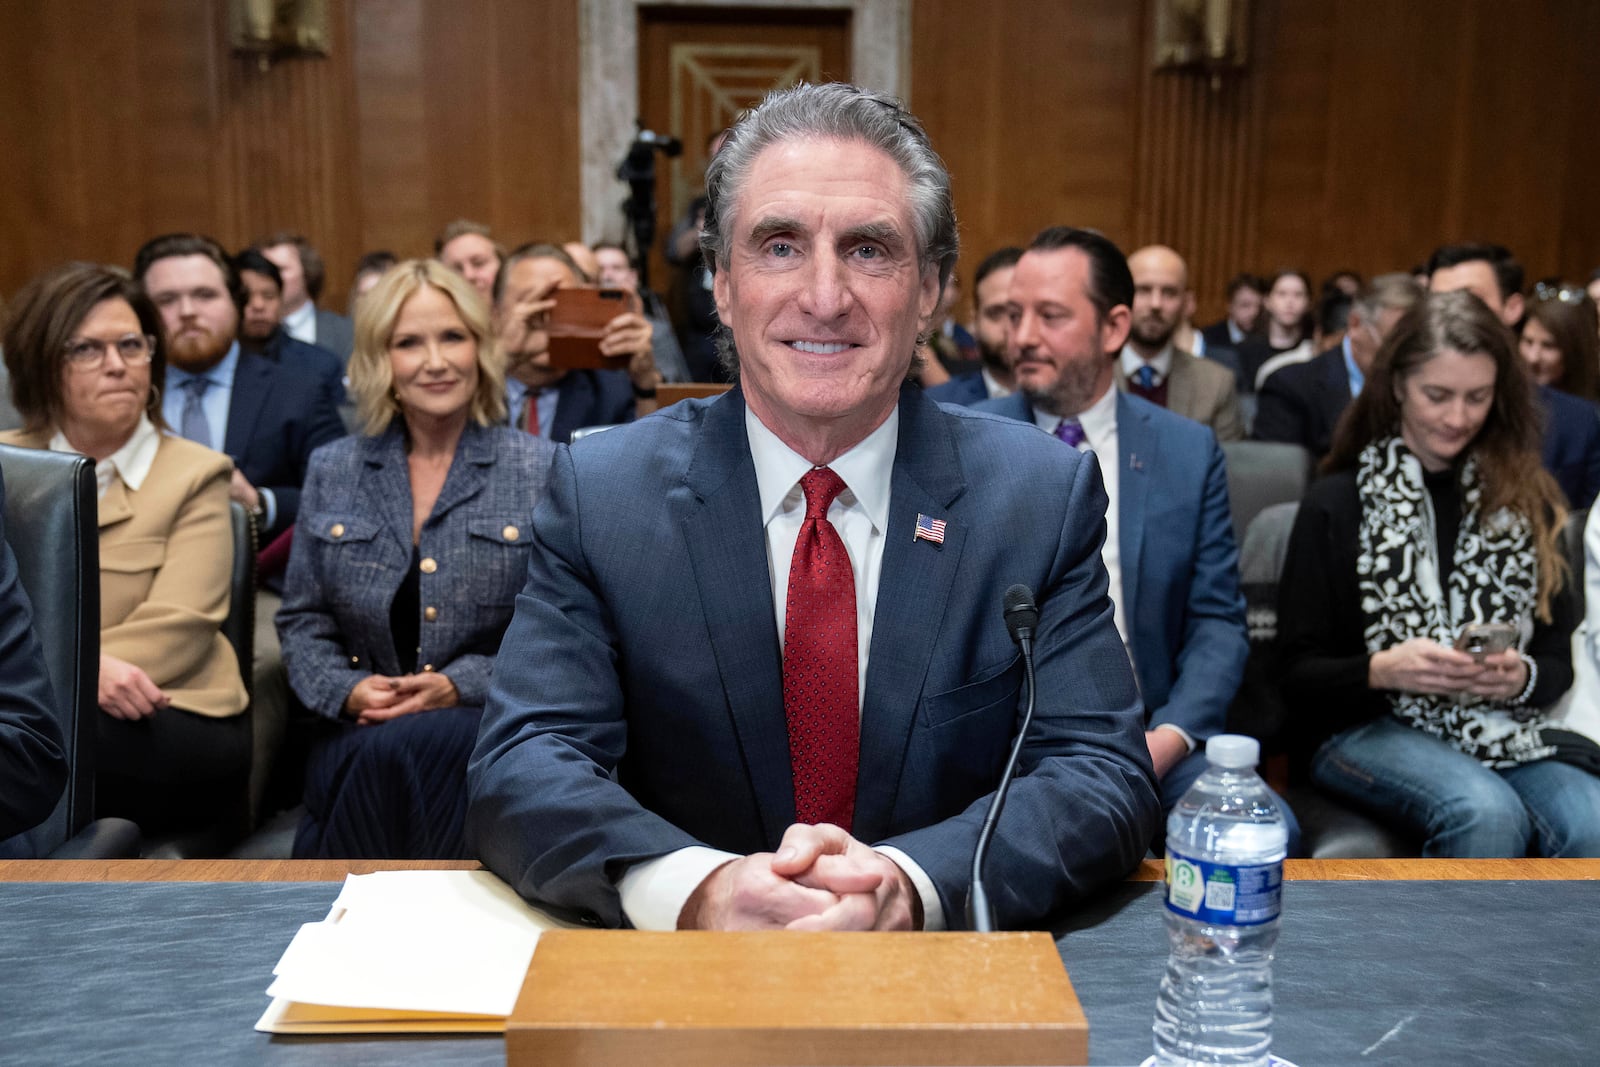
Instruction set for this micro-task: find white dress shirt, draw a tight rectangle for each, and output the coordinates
[980,366,1012,399]
[618,405,947,932]
[50,413,161,499]
[282,301,316,345]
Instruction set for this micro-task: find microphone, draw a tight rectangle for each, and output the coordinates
[967,584,1039,932]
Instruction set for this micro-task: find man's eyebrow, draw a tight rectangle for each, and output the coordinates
[840,221,906,248]
[746,216,804,244]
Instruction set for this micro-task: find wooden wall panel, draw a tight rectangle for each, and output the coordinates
[2,1,1595,320]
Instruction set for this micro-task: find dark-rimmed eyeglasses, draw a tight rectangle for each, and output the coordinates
[63,334,156,368]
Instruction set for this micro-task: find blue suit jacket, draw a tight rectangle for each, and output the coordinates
[224,345,347,540]
[972,392,1247,745]
[551,369,638,444]
[0,469,67,847]
[276,422,555,718]
[468,385,1160,929]
[1538,384,1600,510]
[923,371,989,407]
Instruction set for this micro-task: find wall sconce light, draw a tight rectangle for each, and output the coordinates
[229,0,330,71]
[1153,0,1250,90]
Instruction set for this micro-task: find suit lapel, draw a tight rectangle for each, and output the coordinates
[427,422,491,522]
[97,476,133,531]
[224,351,273,462]
[551,373,593,444]
[1117,393,1153,629]
[853,387,968,842]
[679,389,793,843]
[361,426,415,555]
[1166,356,1195,418]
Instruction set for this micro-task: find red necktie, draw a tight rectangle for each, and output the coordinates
[520,392,540,435]
[783,467,859,829]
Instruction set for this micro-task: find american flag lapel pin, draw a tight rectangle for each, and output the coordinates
[1129,453,1144,471]
[914,513,947,545]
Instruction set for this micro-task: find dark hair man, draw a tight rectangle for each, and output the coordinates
[1428,243,1600,508]
[135,233,345,541]
[256,232,354,364]
[972,226,1296,845]
[924,246,1022,406]
[468,85,1159,931]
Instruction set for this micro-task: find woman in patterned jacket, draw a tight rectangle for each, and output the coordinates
[1277,290,1600,857]
[276,259,554,858]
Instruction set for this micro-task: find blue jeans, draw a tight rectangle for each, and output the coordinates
[1313,716,1600,857]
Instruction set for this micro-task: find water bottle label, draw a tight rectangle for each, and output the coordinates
[1164,847,1281,925]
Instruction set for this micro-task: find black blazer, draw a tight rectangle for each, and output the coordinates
[1538,385,1600,510]
[1252,347,1350,460]
[223,345,348,541]
[548,369,638,444]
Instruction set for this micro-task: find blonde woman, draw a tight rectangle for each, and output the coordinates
[276,260,554,858]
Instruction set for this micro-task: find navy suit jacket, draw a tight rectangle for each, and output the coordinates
[276,422,555,718]
[1252,346,1350,460]
[0,469,68,847]
[1538,384,1600,510]
[971,392,1248,746]
[224,345,347,540]
[528,369,638,444]
[923,371,989,407]
[468,385,1160,929]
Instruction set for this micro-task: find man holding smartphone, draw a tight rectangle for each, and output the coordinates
[491,243,659,443]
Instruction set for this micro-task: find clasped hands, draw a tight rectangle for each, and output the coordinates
[678,822,922,932]
[1369,638,1527,702]
[343,671,459,725]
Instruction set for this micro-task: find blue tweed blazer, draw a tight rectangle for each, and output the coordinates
[277,421,555,718]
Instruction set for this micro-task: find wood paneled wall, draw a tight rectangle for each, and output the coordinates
[0,0,580,311]
[2,1,1596,320]
[912,0,1600,320]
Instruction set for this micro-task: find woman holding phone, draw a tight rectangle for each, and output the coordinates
[1278,290,1600,857]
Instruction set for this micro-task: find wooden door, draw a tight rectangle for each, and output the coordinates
[635,6,851,292]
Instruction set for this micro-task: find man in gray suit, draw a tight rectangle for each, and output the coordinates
[1117,245,1243,441]
[468,83,1158,933]
[258,232,354,365]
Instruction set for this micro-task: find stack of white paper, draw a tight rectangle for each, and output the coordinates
[256,869,571,1034]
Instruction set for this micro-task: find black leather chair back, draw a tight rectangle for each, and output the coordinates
[224,502,257,702]
[0,445,98,851]
[1219,440,1315,545]
[1562,508,1588,587]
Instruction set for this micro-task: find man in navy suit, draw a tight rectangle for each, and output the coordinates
[468,84,1159,932]
[1254,273,1421,461]
[1428,242,1600,508]
[491,243,659,444]
[924,246,1021,406]
[974,227,1272,827]
[135,234,345,542]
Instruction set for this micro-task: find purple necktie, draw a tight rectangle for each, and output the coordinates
[1055,419,1086,449]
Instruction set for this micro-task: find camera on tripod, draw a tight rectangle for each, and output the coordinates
[616,124,684,290]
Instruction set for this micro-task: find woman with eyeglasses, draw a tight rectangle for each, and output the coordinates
[1278,291,1600,858]
[1520,284,1600,404]
[0,263,248,831]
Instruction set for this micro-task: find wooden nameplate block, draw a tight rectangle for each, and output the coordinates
[506,929,1086,1066]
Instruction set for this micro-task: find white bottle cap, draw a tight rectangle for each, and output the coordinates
[1205,734,1259,769]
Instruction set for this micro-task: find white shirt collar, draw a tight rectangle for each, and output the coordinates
[283,301,316,341]
[746,405,897,535]
[1030,380,1118,441]
[979,366,1012,398]
[1120,343,1173,382]
[49,413,161,497]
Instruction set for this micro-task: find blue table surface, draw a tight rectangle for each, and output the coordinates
[1,878,1596,1066]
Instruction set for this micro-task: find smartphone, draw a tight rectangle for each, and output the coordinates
[1457,622,1517,661]
[547,288,640,369]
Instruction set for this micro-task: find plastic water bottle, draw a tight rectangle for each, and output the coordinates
[1152,735,1287,1067]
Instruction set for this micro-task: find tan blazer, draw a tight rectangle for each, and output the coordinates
[0,429,247,718]
[1116,348,1244,442]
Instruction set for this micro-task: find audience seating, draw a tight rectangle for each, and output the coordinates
[0,445,139,858]
[1220,440,1315,546]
